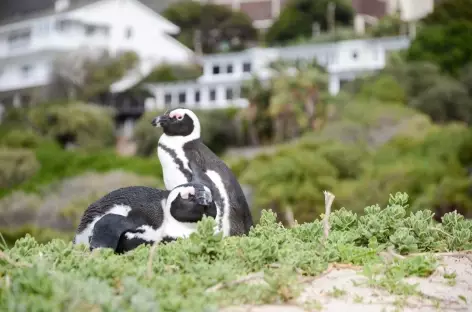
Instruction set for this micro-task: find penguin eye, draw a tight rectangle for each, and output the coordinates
[176,115,184,121]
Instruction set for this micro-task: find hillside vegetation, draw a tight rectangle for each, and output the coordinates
[1,193,471,312]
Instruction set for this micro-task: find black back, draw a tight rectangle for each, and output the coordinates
[184,140,254,236]
[76,184,218,254]
[75,186,169,235]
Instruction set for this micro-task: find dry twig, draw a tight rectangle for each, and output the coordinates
[147,242,159,278]
[323,190,335,240]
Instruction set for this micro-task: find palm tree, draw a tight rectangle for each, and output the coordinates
[268,60,329,142]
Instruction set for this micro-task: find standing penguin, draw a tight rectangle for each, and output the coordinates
[151,108,253,237]
[73,182,216,253]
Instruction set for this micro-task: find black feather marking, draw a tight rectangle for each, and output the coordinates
[158,142,193,181]
[90,214,137,251]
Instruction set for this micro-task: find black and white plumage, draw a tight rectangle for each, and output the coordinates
[73,182,216,253]
[151,108,253,237]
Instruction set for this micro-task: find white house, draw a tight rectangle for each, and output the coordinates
[0,0,195,109]
[143,35,411,111]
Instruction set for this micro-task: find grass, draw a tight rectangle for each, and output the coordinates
[0,143,163,199]
[0,192,471,312]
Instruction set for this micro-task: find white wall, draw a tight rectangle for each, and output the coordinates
[398,0,434,22]
[0,55,52,92]
[67,0,193,63]
[0,0,195,94]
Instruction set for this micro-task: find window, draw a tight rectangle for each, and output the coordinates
[226,64,233,74]
[125,27,133,39]
[243,62,251,73]
[21,65,32,78]
[209,89,216,101]
[164,93,172,105]
[352,51,358,60]
[195,90,200,103]
[212,65,220,75]
[178,92,186,104]
[7,29,31,49]
[226,88,233,100]
[85,25,96,36]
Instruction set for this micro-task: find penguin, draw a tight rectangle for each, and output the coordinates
[73,182,217,253]
[151,107,253,237]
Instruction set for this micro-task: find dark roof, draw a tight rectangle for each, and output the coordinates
[138,0,182,13]
[0,0,177,27]
[351,0,387,19]
[0,0,97,26]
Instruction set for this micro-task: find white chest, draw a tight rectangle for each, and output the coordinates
[163,218,198,239]
[158,145,191,190]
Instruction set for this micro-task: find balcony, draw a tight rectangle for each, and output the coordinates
[144,80,248,111]
[142,36,411,109]
[0,18,110,59]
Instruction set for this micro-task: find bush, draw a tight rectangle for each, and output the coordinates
[0,143,163,199]
[27,102,116,150]
[357,74,407,104]
[409,76,472,125]
[407,19,472,76]
[134,108,243,157]
[142,63,203,83]
[0,129,44,149]
[236,120,472,224]
[0,148,40,189]
[0,194,471,311]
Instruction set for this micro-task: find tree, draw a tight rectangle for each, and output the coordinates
[407,20,472,77]
[240,76,273,146]
[268,61,329,142]
[407,0,472,76]
[50,48,138,101]
[26,103,116,150]
[162,1,258,54]
[265,0,353,45]
[410,76,472,125]
[142,63,202,83]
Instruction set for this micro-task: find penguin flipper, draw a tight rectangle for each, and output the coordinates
[90,214,137,252]
[189,160,213,206]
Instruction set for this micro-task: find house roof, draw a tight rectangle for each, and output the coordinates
[0,0,97,26]
[351,0,387,19]
[0,0,178,27]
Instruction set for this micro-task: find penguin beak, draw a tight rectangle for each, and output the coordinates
[151,115,170,128]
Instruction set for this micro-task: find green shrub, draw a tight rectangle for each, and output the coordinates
[134,108,243,157]
[410,76,472,125]
[0,193,471,311]
[142,63,203,83]
[0,129,44,149]
[0,143,163,199]
[357,74,407,104]
[28,102,116,150]
[0,148,40,189]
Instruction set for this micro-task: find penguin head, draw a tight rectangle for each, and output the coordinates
[152,108,201,140]
[166,182,216,223]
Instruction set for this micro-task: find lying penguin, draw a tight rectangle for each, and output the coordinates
[73,182,216,253]
[151,108,253,237]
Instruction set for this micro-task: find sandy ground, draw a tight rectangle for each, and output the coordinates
[221,253,472,312]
